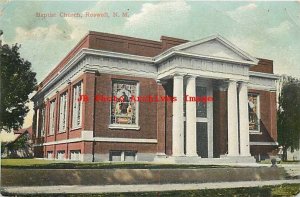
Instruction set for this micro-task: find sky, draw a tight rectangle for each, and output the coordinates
[0,0,300,140]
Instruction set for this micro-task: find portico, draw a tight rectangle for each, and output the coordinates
[155,35,259,161]
[171,75,251,159]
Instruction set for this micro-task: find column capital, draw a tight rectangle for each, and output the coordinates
[237,81,249,85]
[227,79,238,84]
[173,74,184,79]
[156,79,167,85]
[185,75,197,79]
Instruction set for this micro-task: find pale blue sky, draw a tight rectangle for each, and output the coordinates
[1,1,300,82]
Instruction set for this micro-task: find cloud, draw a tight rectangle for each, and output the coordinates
[227,35,263,56]
[14,24,70,43]
[64,17,87,40]
[226,3,258,24]
[123,0,191,37]
[236,3,257,12]
[266,21,293,36]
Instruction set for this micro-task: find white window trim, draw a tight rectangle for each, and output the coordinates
[59,91,68,133]
[249,93,261,134]
[47,151,54,159]
[109,150,137,162]
[56,150,66,160]
[109,80,140,130]
[72,81,83,129]
[70,150,82,161]
[108,124,140,130]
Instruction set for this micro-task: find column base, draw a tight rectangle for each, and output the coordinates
[155,153,168,159]
[185,153,199,157]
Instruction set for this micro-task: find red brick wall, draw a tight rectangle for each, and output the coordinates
[213,90,228,157]
[93,74,158,140]
[163,79,173,155]
[83,72,96,132]
[249,89,277,143]
[89,31,162,57]
[44,142,87,159]
[94,142,157,154]
[156,82,166,154]
[250,145,277,159]
[250,58,273,74]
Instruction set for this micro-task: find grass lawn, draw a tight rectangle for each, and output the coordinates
[1,158,57,166]
[1,184,299,197]
[1,158,231,169]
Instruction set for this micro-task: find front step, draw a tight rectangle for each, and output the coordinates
[281,164,300,178]
[154,155,256,165]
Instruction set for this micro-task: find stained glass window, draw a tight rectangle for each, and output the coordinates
[111,80,137,125]
[248,93,260,131]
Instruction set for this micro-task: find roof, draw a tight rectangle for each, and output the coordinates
[13,126,32,135]
[35,31,274,95]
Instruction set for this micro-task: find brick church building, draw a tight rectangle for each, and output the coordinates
[32,31,279,163]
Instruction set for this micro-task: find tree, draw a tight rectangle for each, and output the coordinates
[277,75,300,161]
[0,44,37,131]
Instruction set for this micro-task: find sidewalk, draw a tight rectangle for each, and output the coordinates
[2,179,300,195]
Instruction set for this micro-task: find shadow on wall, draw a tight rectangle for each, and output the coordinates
[250,120,278,162]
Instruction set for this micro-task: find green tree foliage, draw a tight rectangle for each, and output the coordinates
[0,44,37,131]
[277,75,300,160]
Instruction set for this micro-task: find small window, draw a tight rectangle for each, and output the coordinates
[70,150,81,161]
[57,150,65,160]
[109,151,122,161]
[248,93,260,132]
[124,151,136,162]
[109,150,137,162]
[47,151,53,159]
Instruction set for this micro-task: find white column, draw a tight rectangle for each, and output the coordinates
[227,80,239,156]
[172,75,184,156]
[36,108,39,137]
[207,80,214,158]
[186,76,197,156]
[239,82,251,156]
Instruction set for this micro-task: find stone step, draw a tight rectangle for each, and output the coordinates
[281,165,300,178]
[154,156,256,164]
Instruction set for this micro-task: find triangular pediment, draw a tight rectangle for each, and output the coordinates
[173,35,258,64]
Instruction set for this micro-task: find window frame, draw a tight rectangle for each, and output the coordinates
[40,107,46,137]
[70,150,81,161]
[109,80,140,130]
[58,91,68,133]
[48,99,56,136]
[71,81,83,130]
[56,150,66,160]
[248,93,261,134]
